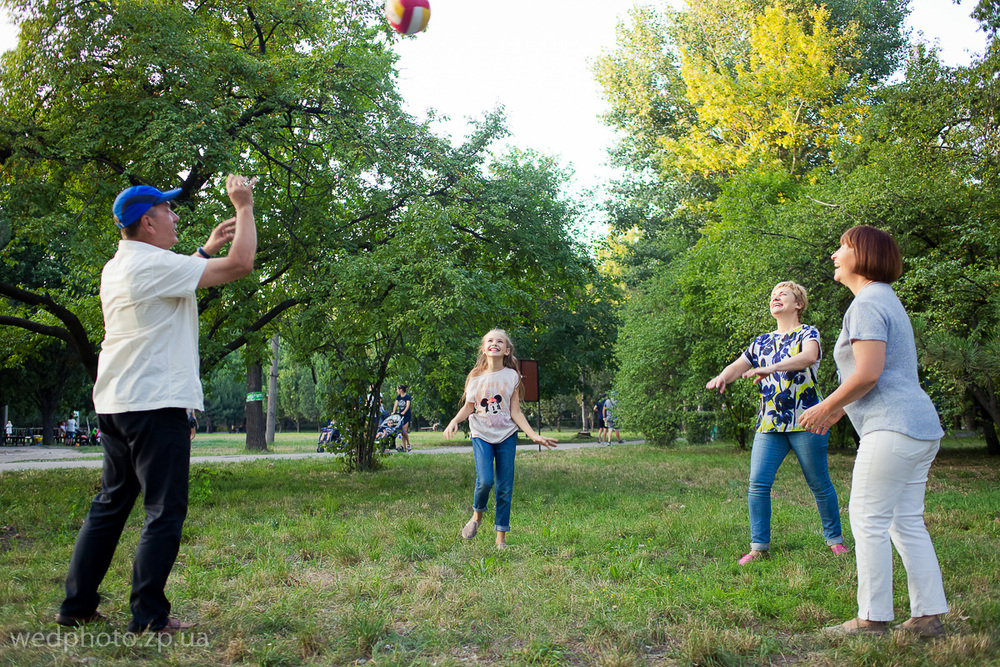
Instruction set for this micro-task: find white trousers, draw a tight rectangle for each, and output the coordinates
[850,430,949,621]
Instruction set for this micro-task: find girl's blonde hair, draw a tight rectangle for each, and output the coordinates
[461,329,524,403]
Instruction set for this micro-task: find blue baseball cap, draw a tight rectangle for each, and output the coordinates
[112,185,182,228]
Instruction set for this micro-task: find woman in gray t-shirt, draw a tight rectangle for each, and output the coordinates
[800,226,948,639]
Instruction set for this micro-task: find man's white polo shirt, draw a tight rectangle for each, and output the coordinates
[92,240,208,414]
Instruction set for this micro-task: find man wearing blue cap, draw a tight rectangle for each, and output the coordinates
[57,174,257,634]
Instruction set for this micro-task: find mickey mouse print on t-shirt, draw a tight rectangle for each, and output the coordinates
[480,394,506,428]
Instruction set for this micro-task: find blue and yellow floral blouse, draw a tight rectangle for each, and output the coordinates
[741,324,823,433]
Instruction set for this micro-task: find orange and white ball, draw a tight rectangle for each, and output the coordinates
[385,0,430,35]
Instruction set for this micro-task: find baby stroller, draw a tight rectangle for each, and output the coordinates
[316,421,343,453]
[375,413,405,453]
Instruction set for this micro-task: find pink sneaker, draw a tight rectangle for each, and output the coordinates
[737,550,767,565]
[830,544,850,556]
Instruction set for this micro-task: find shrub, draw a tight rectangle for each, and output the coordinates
[648,413,681,447]
[683,411,716,445]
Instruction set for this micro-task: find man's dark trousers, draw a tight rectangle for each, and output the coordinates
[59,408,190,632]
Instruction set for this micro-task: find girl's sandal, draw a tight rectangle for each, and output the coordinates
[461,519,480,540]
[737,550,768,565]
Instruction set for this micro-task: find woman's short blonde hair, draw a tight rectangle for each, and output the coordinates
[773,281,808,314]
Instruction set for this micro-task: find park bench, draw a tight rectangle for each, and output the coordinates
[1,427,34,446]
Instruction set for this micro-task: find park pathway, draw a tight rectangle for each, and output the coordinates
[0,439,641,472]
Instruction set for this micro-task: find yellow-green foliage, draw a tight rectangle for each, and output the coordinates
[675,1,868,178]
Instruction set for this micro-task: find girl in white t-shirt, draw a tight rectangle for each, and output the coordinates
[444,329,557,549]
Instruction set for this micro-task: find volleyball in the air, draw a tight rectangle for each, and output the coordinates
[385,0,430,35]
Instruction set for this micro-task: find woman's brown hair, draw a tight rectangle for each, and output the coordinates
[840,226,903,283]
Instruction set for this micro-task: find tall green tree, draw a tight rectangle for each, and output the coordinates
[1,0,409,393]
[593,0,907,278]
[0,0,613,460]
[277,353,323,432]
[596,0,907,442]
[792,43,1000,453]
[0,0,469,374]
[674,2,866,178]
[288,146,610,470]
[0,332,91,444]
[608,9,1000,455]
[202,355,248,434]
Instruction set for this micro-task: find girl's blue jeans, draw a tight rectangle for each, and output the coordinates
[748,429,843,551]
[471,432,517,532]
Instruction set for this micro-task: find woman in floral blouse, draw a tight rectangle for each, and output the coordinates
[707,281,848,565]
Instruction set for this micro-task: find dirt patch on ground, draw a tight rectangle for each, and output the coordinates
[0,525,33,552]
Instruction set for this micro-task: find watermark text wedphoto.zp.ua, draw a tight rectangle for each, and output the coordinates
[9,627,209,652]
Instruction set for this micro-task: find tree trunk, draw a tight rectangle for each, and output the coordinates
[245,361,267,451]
[265,334,279,445]
[982,417,999,455]
[39,390,57,445]
[971,381,1000,456]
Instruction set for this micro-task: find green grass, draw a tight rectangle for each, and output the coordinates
[1,436,998,665]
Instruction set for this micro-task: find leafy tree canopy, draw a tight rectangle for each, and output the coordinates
[596,0,1000,453]
[0,0,619,460]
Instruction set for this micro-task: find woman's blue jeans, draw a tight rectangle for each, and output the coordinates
[748,430,843,551]
[471,433,517,532]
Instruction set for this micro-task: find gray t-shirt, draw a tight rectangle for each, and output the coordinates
[834,282,943,440]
